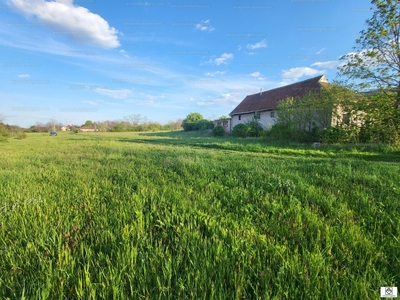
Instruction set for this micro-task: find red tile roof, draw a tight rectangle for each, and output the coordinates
[230,75,329,115]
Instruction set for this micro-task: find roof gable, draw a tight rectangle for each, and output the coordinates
[230,75,329,115]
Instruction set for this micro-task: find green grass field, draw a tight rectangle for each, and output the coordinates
[1,131,399,299]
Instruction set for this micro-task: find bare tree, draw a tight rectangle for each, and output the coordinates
[124,114,143,126]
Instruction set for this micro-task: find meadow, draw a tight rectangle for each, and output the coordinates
[0,131,399,299]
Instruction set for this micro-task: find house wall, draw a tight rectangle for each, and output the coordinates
[213,118,232,133]
[231,110,277,131]
[259,111,277,129]
[231,113,255,129]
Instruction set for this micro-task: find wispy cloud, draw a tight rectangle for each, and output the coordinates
[247,39,267,50]
[94,88,131,99]
[17,74,30,78]
[196,93,241,107]
[281,67,324,79]
[119,49,130,58]
[311,60,340,69]
[197,101,215,106]
[316,47,326,54]
[250,71,267,81]
[195,20,214,32]
[204,71,226,77]
[250,72,261,77]
[8,0,120,49]
[82,100,97,105]
[203,53,234,65]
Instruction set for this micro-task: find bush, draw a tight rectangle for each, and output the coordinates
[16,133,27,140]
[246,118,264,137]
[183,119,214,131]
[196,119,214,131]
[0,124,10,142]
[212,125,225,137]
[232,124,249,137]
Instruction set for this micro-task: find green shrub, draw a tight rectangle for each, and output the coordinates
[232,123,249,137]
[245,118,264,137]
[16,133,27,140]
[0,124,10,142]
[212,125,225,137]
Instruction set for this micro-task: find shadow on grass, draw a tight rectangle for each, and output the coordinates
[119,135,400,163]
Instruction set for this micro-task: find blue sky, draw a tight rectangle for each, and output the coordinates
[0,0,372,127]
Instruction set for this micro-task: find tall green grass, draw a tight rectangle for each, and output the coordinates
[0,132,399,299]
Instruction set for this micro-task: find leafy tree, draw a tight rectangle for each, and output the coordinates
[269,88,362,143]
[182,112,204,131]
[358,91,400,143]
[338,0,400,108]
[84,120,93,126]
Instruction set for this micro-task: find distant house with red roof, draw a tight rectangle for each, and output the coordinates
[80,125,98,132]
[229,75,334,131]
[61,125,73,131]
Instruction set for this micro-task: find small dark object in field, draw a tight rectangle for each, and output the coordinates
[313,142,321,148]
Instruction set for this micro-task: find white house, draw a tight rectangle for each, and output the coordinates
[229,75,330,131]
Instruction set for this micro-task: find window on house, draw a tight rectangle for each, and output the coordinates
[271,111,275,118]
[238,115,241,120]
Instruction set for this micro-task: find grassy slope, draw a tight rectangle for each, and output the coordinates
[0,132,399,299]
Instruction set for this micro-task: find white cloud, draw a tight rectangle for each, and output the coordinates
[316,47,326,54]
[196,93,242,107]
[247,39,267,50]
[119,49,130,58]
[281,67,324,79]
[238,45,242,51]
[204,53,234,65]
[142,93,166,102]
[250,72,266,81]
[18,74,30,78]
[8,0,120,49]
[204,71,226,77]
[195,20,214,32]
[197,101,215,106]
[339,48,396,69]
[94,88,131,99]
[311,60,340,69]
[82,100,97,105]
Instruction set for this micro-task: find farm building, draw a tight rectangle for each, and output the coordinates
[80,125,98,132]
[61,125,72,132]
[229,75,346,131]
[213,118,232,133]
